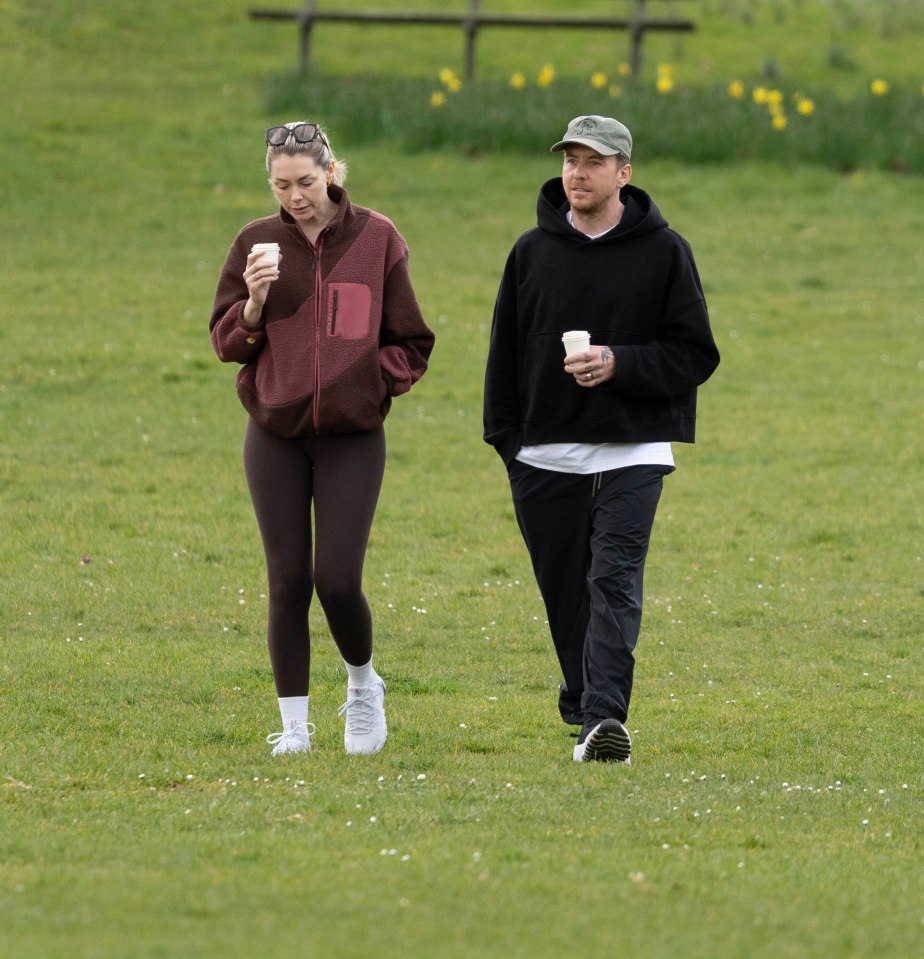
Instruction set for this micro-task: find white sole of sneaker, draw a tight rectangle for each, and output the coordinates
[573,719,632,763]
[345,739,386,756]
[270,743,312,757]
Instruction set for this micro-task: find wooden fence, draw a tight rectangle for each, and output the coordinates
[249,0,696,79]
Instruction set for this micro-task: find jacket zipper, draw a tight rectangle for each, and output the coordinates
[592,472,603,497]
[312,233,325,433]
[331,289,338,335]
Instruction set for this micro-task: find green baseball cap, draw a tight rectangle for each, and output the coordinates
[550,115,633,159]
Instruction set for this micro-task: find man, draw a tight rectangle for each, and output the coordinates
[483,115,719,764]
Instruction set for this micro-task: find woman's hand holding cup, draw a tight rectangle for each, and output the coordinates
[243,244,281,326]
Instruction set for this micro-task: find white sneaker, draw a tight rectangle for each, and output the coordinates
[266,720,316,756]
[572,719,632,764]
[338,679,387,755]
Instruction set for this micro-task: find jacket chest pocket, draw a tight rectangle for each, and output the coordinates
[327,283,373,339]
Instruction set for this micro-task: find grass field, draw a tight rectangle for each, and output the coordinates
[2,2,922,957]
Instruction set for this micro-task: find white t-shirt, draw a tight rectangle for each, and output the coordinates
[516,442,674,474]
[515,209,674,475]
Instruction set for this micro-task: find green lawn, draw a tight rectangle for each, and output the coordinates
[1,2,922,957]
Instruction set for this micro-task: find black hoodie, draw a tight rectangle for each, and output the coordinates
[483,178,720,467]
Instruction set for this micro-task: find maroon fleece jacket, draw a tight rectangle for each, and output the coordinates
[210,185,434,438]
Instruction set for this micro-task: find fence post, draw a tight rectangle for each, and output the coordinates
[463,0,480,80]
[629,0,646,76]
[298,0,317,71]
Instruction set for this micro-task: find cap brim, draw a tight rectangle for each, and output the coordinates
[550,137,621,155]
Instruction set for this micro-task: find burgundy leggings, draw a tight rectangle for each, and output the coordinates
[243,419,386,697]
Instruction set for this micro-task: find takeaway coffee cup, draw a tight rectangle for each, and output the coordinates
[562,330,591,355]
[251,242,280,268]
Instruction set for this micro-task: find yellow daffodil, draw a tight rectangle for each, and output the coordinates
[609,84,623,99]
[430,91,447,109]
[438,68,462,93]
[767,89,783,107]
[727,81,745,99]
[870,78,889,96]
[537,64,555,88]
[590,72,607,89]
[617,62,632,77]
[796,98,815,116]
[752,86,769,104]
[771,113,788,130]
[656,75,674,94]
[509,72,527,90]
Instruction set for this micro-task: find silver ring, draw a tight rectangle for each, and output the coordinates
[585,372,593,381]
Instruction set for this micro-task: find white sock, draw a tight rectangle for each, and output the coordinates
[278,695,309,727]
[344,658,377,688]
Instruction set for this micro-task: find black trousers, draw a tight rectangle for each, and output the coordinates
[509,461,671,725]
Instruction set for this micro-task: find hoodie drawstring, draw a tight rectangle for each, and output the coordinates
[592,472,603,497]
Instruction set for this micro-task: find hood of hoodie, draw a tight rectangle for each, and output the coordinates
[537,178,668,244]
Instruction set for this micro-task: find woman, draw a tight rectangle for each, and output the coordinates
[210,121,434,756]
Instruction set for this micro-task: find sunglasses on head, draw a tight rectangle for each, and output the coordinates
[265,123,327,147]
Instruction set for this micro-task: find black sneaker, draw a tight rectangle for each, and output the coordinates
[572,718,631,764]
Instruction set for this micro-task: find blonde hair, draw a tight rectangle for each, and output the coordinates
[265,121,348,185]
